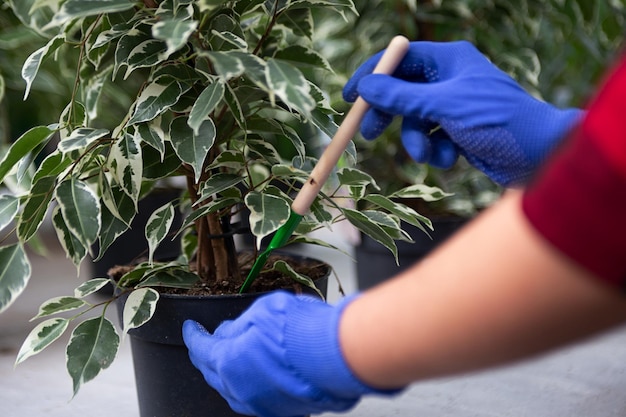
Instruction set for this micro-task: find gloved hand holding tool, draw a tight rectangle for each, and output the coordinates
[239,35,410,292]
[343,40,583,186]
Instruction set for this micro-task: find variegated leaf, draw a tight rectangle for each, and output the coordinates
[95,203,132,262]
[0,195,19,232]
[49,0,136,28]
[124,39,169,80]
[32,296,87,320]
[21,35,65,99]
[15,318,69,365]
[0,244,31,314]
[363,194,433,231]
[196,173,244,206]
[85,67,112,119]
[145,203,175,264]
[109,133,142,202]
[188,81,224,135]
[138,269,199,289]
[66,316,120,395]
[59,128,109,153]
[341,207,398,263]
[128,77,187,125]
[32,151,72,183]
[271,260,323,299]
[75,278,111,297]
[266,58,315,117]
[135,122,165,160]
[169,116,215,183]
[122,288,159,336]
[337,167,379,189]
[99,173,137,226]
[0,74,5,104]
[17,175,56,242]
[0,126,54,183]
[275,45,332,71]
[52,205,88,268]
[245,191,291,242]
[113,27,150,80]
[55,178,101,250]
[391,184,453,202]
[152,18,198,59]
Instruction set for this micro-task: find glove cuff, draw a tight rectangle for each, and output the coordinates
[284,294,403,399]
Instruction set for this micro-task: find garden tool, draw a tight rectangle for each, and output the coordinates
[239,35,410,293]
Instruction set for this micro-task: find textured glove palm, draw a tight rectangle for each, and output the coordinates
[343,41,583,186]
[182,292,399,417]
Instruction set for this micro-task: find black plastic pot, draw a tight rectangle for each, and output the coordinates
[116,255,329,417]
[355,217,467,290]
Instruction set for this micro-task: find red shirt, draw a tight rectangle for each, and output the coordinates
[522,56,626,287]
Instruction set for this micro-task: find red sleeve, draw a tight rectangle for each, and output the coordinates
[522,56,626,288]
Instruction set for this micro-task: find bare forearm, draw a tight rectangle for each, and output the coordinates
[339,191,626,389]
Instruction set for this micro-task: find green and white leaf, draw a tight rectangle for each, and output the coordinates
[95,204,132,262]
[169,116,215,183]
[124,39,169,80]
[152,18,198,59]
[108,133,142,202]
[128,77,187,125]
[275,45,332,71]
[271,260,323,299]
[113,27,150,80]
[21,35,65,99]
[75,279,111,298]
[55,178,101,249]
[0,74,5,104]
[138,269,199,289]
[50,0,135,27]
[122,288,159,336]
[0,244,31,314]
[59,128,109,153]
[177,197,241,234]
[145,203,175,264]
[188,81,224,135]
[32,296,87,320]
[17,175,56,242]
[196,173,245,205]
[266,58,315,117]
[337,167,379,189]
[0,195,19,232]
[0,126,53,183]
[391,184,453,202]
[66,316,120,396]
[245,192,291,242]
[363,194,433,232]
[341,207,398,263]
[84,67,112,119]
[135,122,166,160]
[32,151,72,183]
[15,318,69,365]
[210,30,247,50]
[52,205,88,268]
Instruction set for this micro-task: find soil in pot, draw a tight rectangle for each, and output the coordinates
[112,252,330,417]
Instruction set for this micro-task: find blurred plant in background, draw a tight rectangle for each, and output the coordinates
[315,0,626,217]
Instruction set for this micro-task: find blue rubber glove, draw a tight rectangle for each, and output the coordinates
[343,40,583,186]
[182,291,401,417]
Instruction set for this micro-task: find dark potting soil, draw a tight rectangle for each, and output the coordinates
[108,252,329,296]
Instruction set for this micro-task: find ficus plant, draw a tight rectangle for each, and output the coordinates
[0,0,448,395]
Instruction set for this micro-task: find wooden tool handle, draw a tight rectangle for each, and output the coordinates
[291,35,410,215]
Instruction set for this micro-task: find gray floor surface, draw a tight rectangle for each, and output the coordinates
[3,225,626,417]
